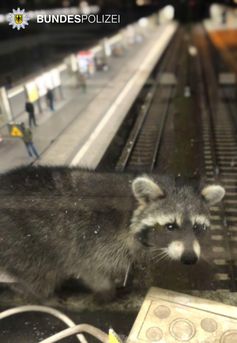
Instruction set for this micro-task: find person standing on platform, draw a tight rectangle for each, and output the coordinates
[20,123,39,159]
[78,73,87,93]
[25,99,37,128]
[46,88,55,111]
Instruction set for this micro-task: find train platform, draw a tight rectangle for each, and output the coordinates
[204,12,237,78]
[204,7,237,31]
[0,21,177,174]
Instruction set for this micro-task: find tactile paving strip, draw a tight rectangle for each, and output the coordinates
[127,287,237,343]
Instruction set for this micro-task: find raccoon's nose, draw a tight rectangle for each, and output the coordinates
[181,252,198,265]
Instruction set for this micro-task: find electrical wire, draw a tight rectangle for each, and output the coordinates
[0,305,86,343]
[40,323,109,343]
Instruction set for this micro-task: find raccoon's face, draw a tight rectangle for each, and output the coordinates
[131,176,225,265]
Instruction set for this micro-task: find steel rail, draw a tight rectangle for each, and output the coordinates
[195,25,237,291]
[116,29,182,172]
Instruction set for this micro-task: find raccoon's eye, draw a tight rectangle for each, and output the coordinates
[165,222,178,231]
[193,223,207,235]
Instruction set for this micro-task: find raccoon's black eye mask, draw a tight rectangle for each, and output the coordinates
[135,225,157,247]
[135,226,152,247]
[193,223,208,235]
[165,222,179,231]
[136,223,169,247]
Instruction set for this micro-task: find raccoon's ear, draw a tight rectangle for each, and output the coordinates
[132,176,164,204]
[201,185,225,205]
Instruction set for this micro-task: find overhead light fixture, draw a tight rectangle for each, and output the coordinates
[136,0,149,6]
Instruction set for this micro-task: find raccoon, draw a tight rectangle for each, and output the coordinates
[0,166,225,301]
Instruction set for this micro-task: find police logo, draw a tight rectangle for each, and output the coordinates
[15,14,23,25]
[7,8,30,30]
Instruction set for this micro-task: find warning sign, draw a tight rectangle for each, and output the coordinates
[8,124,23,137]
[11,126,23,137]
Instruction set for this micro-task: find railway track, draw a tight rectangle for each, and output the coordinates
[115,29,183,172]
[194,25,237,291]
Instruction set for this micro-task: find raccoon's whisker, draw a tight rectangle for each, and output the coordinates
[154,248,168,257]
[150,247,167,254]
[151,250,167,260]
[155,253,169,264]
[151,253,166,262]
[152,250,169,263]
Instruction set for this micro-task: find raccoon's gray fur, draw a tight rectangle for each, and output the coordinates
[0,166,225,300]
